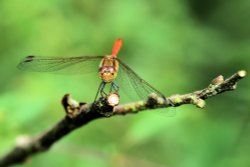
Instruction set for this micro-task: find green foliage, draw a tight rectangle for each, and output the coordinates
[0,0,249,166]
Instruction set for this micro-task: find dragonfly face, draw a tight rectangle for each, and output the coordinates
[99,56,119,83]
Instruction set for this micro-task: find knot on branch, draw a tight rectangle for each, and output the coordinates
[61,94,86,118]
[190,96,206,108]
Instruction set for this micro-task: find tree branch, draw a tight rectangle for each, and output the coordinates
[0,70,247,167]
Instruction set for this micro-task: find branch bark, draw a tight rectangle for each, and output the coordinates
[0,70,247,167]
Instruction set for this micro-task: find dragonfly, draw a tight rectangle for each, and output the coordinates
[18,38,169,104]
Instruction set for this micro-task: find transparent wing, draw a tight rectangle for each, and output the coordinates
[115,59,165,101]
[17,55,103,75]
[116,59,175,116]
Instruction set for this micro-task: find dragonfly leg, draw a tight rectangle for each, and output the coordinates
[111,82,119,92]
[94,81,107,101]
[110,82,119,93]
[109,83,113,93]
[100,83,107,97]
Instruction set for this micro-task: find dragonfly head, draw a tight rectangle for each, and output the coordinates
[99,66,117,82]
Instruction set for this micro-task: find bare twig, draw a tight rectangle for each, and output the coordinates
[0,70,246,167]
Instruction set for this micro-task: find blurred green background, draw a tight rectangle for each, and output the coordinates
[0,0,249,167]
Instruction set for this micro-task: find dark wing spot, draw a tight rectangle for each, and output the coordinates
[24,55,35,62]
